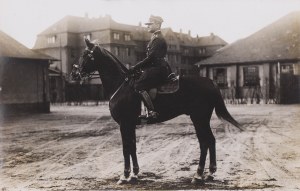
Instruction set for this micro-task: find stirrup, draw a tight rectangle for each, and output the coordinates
[138,110,159,120]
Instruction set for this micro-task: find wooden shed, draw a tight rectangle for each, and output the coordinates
[0,30,54,114]
[196,11,300,104]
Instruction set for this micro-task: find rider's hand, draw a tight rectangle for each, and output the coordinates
[128,66,136,75]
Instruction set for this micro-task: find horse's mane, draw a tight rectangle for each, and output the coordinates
[98,46,129,75]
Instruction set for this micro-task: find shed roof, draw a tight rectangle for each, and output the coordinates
[196,11,300,65]
[0,30,54,60]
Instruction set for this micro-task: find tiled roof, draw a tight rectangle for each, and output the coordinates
[38,15,227,48]
[39,15,137,35]
[0,30,54,60]
[131,27,151,41]
[174,32,194,46]
[196,11,300,65]
[196,34,227,46]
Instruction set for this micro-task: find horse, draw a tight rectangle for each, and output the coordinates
[71,38,241,184]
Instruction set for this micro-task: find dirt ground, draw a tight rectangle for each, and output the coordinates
[0,104,299,190]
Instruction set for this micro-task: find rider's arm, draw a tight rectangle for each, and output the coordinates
[133,38,163,70]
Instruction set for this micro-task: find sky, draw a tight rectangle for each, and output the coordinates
[0,0,299,48]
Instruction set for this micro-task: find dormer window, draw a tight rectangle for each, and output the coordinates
[47,36,56,44]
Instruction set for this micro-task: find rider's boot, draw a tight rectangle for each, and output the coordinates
[138,90,158,120]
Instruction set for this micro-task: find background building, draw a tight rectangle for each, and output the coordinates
[196,11,300,104]
[33,15,227,102]
[0,30,54,114]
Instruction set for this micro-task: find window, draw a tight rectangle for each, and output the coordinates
[124,34,131,41]
[70,49,75,58]
[213,68,227,87]
[47,36,56,44]
[198,48,206,54]
[113,33,120,40]
[114,47,120,56]
[84,33,91,40]
[180,69,187,75]
[125,48,131,56]
[243,66,259,86]
[281,65,293,74]
[50,78,56,90]
[168,45,176,50]
[184,49,189,54]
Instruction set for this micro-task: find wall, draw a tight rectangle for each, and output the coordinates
[201,63,273,104]
[0,58,50,113]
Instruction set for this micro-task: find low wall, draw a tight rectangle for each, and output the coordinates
[0,102,50,115]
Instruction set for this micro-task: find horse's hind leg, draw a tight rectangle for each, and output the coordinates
[190,111,216,181]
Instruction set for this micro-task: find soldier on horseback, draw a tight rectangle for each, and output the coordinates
[130,15,172,120]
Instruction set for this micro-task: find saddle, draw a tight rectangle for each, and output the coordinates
[149,73,179,99]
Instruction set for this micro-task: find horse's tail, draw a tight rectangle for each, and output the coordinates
[213,82,242,130]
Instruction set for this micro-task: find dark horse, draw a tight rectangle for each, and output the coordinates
[71,38,241,184]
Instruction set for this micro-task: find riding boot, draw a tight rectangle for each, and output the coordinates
[138,90,158,120]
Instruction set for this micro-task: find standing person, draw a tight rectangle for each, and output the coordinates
[130,15,172,120]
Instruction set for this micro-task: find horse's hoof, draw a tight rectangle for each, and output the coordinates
[204,174,214,181]
[191,177,204,184]
[117,175,128,185]
[117,179,128,185]
[128,174,138,184]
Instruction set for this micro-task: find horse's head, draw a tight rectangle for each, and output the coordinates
[70,38,102,82]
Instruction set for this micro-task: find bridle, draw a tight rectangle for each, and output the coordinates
[72,45,100,81]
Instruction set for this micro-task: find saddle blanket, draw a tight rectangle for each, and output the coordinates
[149,75,179,99]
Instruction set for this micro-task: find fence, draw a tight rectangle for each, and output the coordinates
[64,83,108,104]
[220,78,280,104]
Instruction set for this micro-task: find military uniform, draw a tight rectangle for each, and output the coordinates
[133,30,171,91]
[132,15,172,120]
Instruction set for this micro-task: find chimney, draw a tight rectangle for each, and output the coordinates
[84,12,89,18]
[188,30,191,36]
[210,32,215,38]
[180,28,182,34]
[138,21,142,27]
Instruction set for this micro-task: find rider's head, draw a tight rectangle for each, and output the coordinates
[145,15,163,33]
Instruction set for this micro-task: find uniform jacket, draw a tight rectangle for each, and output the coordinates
[134,30,168,70]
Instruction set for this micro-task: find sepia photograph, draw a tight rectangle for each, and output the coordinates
[0,0,299,190]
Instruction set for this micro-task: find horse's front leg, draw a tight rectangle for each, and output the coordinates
[118,124,132,184]
[130,128,139,181]
[118,123,139,184]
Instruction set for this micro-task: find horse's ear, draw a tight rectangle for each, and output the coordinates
[84,38,93,49]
